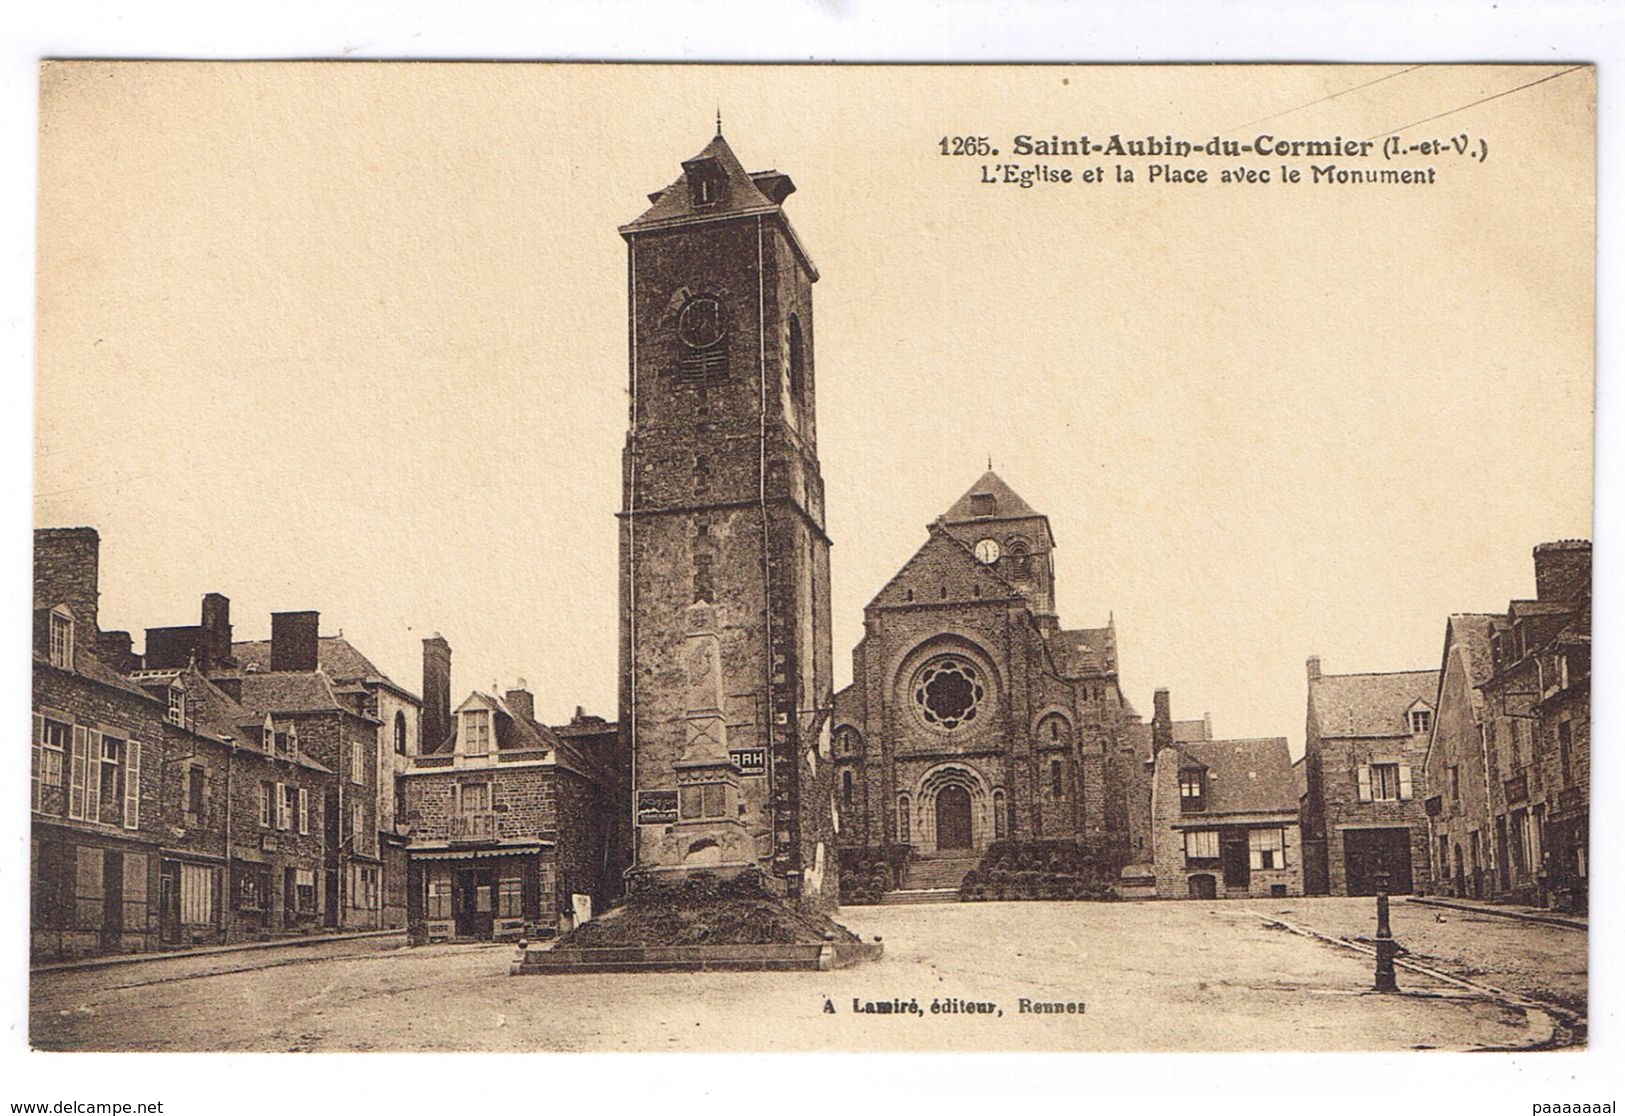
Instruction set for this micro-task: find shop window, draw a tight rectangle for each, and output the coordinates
[1184,829,1220,861]
[180,863,216,925]
[498,876,524,918]
[427,879,452,920]
[1248,828,1286,870]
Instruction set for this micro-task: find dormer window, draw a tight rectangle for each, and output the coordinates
[1410,709,1433,735]
[685,156,728,207]
[48,608,74,669]
[464,709,491,757]
[1179,769,1206,812]
[167,685,186,726]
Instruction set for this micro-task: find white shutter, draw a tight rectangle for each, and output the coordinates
[69,725,88,819]
[1398,764,1414,801]
[123,740,141,829]
[31,714,44,812]
[276,781,289,830]
[298,788,310,835]
[85,731,103,822]
[1356,765,1373,803]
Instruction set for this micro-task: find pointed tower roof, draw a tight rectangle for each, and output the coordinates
[940,470,1055,548]
[622,131,801,230]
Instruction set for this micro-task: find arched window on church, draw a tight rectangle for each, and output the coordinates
[394,711,408,756]
[1007,537,1032,577]
[993,789,1008,839]
[1051,758,1065,798]
[841,769,854,807]
[897,793,911,845]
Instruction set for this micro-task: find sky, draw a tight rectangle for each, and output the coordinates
[34,63,1594,757]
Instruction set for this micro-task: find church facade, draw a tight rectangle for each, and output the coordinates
[616,130,838,907]
[831,473,1145,892]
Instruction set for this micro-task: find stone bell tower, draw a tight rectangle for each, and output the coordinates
[617,128,837,907]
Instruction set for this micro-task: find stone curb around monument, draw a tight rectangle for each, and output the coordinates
[510,939,884,975]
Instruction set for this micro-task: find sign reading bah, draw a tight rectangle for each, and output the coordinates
[636,789,678,825]
[730,748,766,775]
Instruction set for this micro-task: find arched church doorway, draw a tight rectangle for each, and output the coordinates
[936,785,973,851]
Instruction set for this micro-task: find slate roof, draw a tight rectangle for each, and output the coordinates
[942,470,1044,525]
[233,635,416,700]
[621,133,813,278]
[1175,737,1298,815]
[233,670,350,719]
[1172,718,1211,744]
[1309,669,1439,738]
[137,665,331,772]
[1049,626,1117,676]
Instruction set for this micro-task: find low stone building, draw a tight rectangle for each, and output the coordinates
[1146,695,1301,899]
[403,638,613,942]
[1302,659,1437,896]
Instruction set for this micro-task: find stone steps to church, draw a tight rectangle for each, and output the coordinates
[879,888,962,906]
[901,857,980,890]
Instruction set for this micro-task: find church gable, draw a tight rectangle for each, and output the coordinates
[868,527,1020,611]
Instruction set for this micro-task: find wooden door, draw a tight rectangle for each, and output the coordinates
[935,786,973,851]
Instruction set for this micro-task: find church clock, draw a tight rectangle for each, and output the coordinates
[974,538,1001,564]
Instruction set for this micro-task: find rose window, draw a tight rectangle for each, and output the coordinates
[913,657,985,730]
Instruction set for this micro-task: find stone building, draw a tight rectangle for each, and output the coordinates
[31,528,168,961]
[617,130,837,905]
[1301,659,1437,895]
[1419,613,1499,898]
[1148,729,1302,900]
[232,632,420,927]
[1474,541,1590,909]
[404,638,613,941]
[131,663,332,944]
[830,471,1141,894]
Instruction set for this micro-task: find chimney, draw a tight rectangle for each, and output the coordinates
[270,611,320,672]
[33,527,100,637]
[505,678,535,726]
[96,630,137,674]
[1533,540,1591,603]
[422,634,452,751]
[1152,688,1173,754]
[201,593,233,670]
[1307,655,1321,683]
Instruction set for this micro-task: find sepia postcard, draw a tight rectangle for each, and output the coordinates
[24,61,1593,1058]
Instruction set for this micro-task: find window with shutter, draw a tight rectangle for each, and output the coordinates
[275,781,289,830]
[1356,765,1373,803]
[85,731,103,822]
[123,741,141,829]
[1397,764,1414,801]
[298,787,310,834]
[31,714,44,812]
[69,726,89,820]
